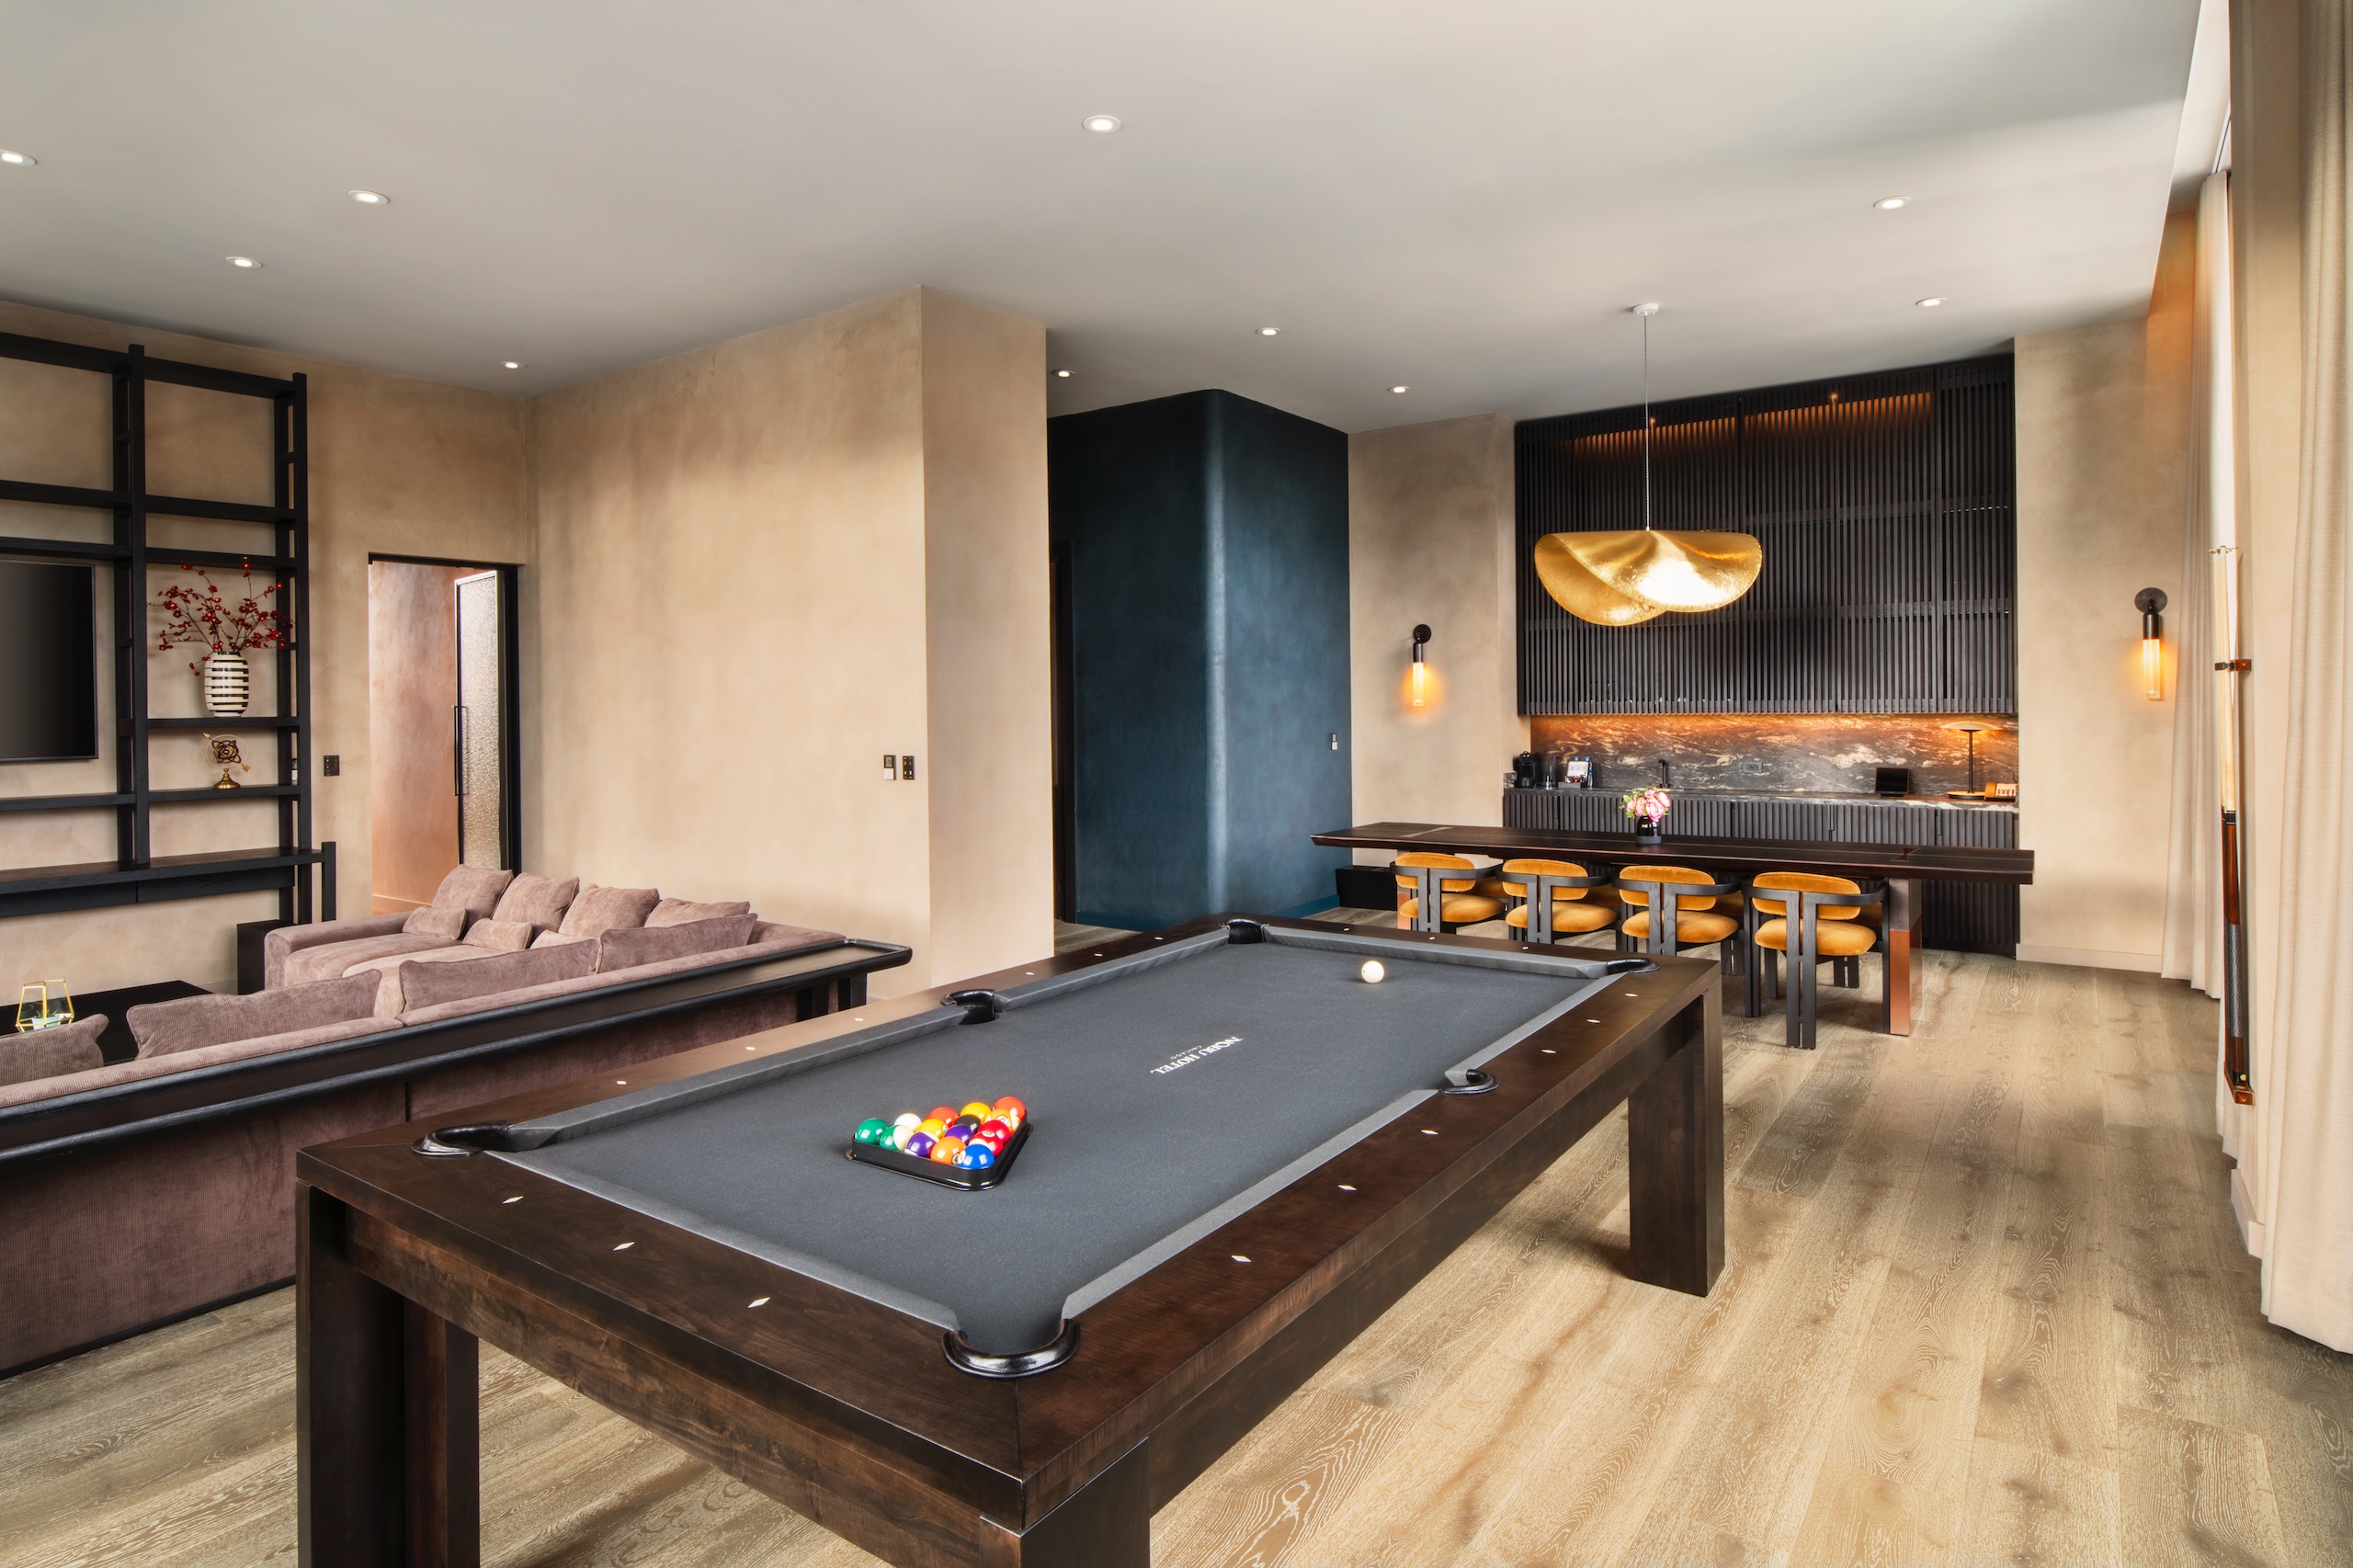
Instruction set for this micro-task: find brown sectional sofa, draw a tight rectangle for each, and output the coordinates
[0,869,911,1377]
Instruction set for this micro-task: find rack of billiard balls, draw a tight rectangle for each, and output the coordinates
[847,1096,1030,1190]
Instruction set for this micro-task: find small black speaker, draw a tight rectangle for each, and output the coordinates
[1874,767,1913,797]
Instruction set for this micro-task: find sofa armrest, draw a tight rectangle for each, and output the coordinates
[265,913,411,988]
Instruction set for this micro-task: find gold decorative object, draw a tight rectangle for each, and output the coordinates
[204,733,251,790]
[1535,305,1763,626]
[16,980,74,1032]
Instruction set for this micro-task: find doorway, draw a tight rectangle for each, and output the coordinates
[367,558,520,914]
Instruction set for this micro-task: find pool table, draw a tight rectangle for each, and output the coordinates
[296,914,1723,1568]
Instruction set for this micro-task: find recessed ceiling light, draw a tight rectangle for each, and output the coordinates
[1873,196,1909,210]
[227,256,261,269]
[0,150,33,166]
[1916,296,1945,308]
[1055,369,1072,378]
[1391,385,1409,394]
[348,188,389,205]
[1259,327,1279,336]
[502,360,521,369]
[1082,114,1121,133]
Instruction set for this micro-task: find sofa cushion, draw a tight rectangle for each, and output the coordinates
[431,864,516,921]
[130,972,382,1058]
[560,882,660,938]
[597,914,756,971]
[530,930,595,949]
[491,873,578,935]
[461,916,537,952]
[279,925,444,987]
[387,940,599,1015]
[403,905,469,940]
[0,1014,108,1087]
[647,896,752,927]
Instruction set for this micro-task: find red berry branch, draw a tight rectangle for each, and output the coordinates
[153,562,290,672]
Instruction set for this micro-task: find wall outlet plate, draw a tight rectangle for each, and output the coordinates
[322,755,339,777]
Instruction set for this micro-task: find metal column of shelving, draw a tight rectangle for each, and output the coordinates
[0,327,329,923]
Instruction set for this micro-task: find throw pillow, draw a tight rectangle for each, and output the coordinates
[597,914,757,972]
[429,864,515,921]
[559,882,660,939]
[461,917,537,951]
[491,873,579,933]
[403,905,468,940]
[646,896,753,927]
[130,972,381,1058]
[0,1014,108,1087]
[392,940,598,1014]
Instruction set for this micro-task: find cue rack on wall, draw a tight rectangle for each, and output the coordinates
[0,327,330,923]
[1517,354,2016,716]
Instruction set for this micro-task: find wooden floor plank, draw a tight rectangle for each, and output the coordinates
[1972,1131,2119,1471]
[6,952,2350,1568]
[2111,1120,2265,1435]
[1615,1031,1938,1564]
[1956,1435,2121,1567]
[2119,1403,2291,1568]
[1786,964,2030,1565]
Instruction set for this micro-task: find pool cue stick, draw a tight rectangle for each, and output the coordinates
[2213,545,2252,1105]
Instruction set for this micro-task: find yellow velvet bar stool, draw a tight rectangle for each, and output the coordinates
[1615,866,1743,964]
[1392,853,1506,935]
[1495,858,1617,946]
[1747,871,1891,1049]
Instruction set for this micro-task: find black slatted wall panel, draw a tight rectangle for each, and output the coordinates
[1517,355,2015,714]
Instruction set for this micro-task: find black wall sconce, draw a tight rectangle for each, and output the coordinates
[1410,623,1431,708]
[2136,587,2167,701]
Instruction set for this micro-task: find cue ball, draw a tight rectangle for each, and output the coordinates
[1360,960,1386,984]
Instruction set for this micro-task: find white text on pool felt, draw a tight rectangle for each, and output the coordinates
[1151,1036,1244,1075]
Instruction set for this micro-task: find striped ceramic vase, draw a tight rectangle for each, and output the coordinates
[202,653,251,717]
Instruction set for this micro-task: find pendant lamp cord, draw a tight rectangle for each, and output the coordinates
[1641,309,1654,532]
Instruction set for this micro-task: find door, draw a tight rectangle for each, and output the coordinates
[453,571,506,867]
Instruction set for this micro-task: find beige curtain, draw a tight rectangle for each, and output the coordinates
[2164,171,2236,999]
[2253,0,2353,1352]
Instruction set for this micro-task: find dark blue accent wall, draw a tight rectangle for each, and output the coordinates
[1049,391,1350,928]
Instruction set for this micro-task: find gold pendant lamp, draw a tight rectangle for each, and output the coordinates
[1534,304,1762,625]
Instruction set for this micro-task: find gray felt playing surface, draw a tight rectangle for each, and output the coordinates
[498,926,1622,1353]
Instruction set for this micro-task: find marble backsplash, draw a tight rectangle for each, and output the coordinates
[1528,713,2018,797]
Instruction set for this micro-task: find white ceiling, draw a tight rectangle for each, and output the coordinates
[0,0,2206,432]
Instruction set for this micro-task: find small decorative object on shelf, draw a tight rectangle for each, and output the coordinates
[1622,787,1671,845]
[15,980,74,1032]
[153,562,290,717]
[204,733,251,790]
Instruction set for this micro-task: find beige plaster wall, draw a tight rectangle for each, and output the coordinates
[918,290,1054,981]
[1347,415,1524,860]
[0,301,525,996]
[2014,213,2195,969]
[525,287,1051,994]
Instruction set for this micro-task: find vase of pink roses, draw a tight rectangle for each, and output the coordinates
[1622,787,1670,845]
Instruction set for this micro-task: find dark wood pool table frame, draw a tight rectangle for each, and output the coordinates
[295,914,1724,1568]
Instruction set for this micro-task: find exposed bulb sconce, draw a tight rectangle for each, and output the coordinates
[1410,624,1431,707]
[2136,586,2167,700]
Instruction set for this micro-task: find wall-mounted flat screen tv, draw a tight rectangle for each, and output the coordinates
[0,560,99,763]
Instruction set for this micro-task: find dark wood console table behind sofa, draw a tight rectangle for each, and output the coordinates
[0,937,909,1377]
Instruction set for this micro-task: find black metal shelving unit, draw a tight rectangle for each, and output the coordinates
[0,328,331,923]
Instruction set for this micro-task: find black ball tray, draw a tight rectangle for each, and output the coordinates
[847,1119,1031,1191]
